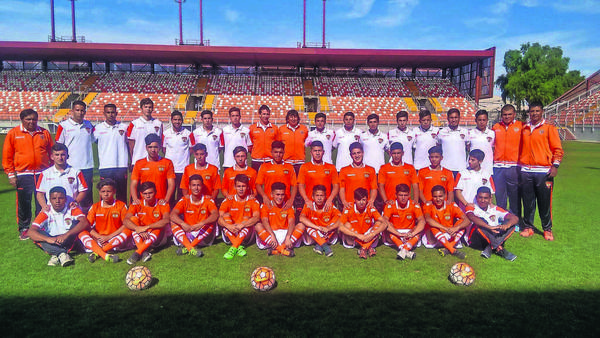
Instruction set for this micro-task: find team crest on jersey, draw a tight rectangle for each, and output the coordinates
[201,209,206,214]
[323,216,330,222]
[487,137,492,142]
[65,218,72,227]
[240,133,246,138]
[406,215,413,220]
[244,207,250,212]
[444,215,451,220]
[119,130,125,136]
[364,173,370,178]
[182,137,188,143]
[153,211,160,218]
[68,177,75,184]
[366,218,372,224]
[490,215,496,222]
[112,212,120,218]
[284,170,289,175]
[441,176,447,182]
[85,127,91,134]
[378,138,383,143]
[355,135,360,141]
[325,170,330,175]
[281,212,288,218]
[404,170,410,175]
[205,175,211,180]
[514,127,520,132]
[539,130,544,135]
[482,178,488,185]
[460,134,466,139]
[154,126,160,132]
[212,135,218,140]
[407,136,413,141]
[158,167,165,172]
[326,134,331,140]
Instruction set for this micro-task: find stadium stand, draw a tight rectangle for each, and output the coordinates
[85,93,178,121]
[0,90,56,120]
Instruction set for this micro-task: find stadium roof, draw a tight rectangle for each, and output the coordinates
[0,41,495,69]
[550,69,600,104]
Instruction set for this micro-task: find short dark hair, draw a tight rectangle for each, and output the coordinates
[139,181,156,193]
[188,174,204,185]
[367,114,379,122]
[314,112,326,121]
[140,98,154,108]
[258,104,271,113]
[233,146,247,156]
[97,178,117,191]
[431,185,446,195]
[428,146,443,155]
[104,104,117,111]
[419,110,431,120]
[286,109,299,122]
[396,111,409,120]
[343,112,355,119]
[192,143,207,152]
[354,187,369,201]
[72,100,86,109]
[271,182,286,192]
[20,109,38,120]
[447,108,460,117]
[477,186,492,196]
[475,110,488,119]
[200,110,213,118]
[51,143,68,154]
[349,142,363,152]
[234,174,249,185]
[312,184,327,195]
[469,149,485,162]
[395,183,410,194]
[271,140,285,150]
[49,186,67,196]
[171,110,183,119]
[529,101,544,110]
[229,107,241,115]
[144,134,161,145]
[501,104,516,113]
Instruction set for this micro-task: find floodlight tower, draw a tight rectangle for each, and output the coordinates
[302,0,306,48]
[175,0,186,45]
[50,0,56,42]
[199,0,204,46]
[69,0,77,42]
[322,0,326,48]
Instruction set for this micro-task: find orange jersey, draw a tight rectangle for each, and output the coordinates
[418,166,455,201]
[131,157,176,200]
[297,161,339,199]
[422,201,464,228]
[173,195,217,225]
[378,162,418,200]
[279,124,309,163]
[492,120,523,166]
[248,122,278,161]
[222,166,257,196]
[2,125,53,178]
[383,200,423,230]
[87,200,128,235]
[180,163,222,196]
[518,120,564,172]
[127,200,170,227]
[339,164,377,202]
[219,195,260,224]
[341,204,381,234]
[261,203,295,231]
[301,203,341,228]
[256,161,297,200]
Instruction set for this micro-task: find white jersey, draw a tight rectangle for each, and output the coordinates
[388,127,415,165]
[455,167,495,210]
[192,126,223,170]
[467,127,495,176]
[412,126,440,170]
[305,127,335,164]
[126,116,163,164]
[163,127,192,173]
[36,165,88,201]
[93,121,129,169]
[56,118,94,170]
[220,124,252,168]
[360,129,389,173]
[466,204,509,228]
[33,205,85,237]
[438,126,468,172]
[333,126,363,171]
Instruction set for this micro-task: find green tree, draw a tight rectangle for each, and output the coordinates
[495,42,584,110]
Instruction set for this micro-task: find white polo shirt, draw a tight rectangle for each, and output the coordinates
[412,126,440,170]
[55,118,94,170]
[467,127,495,176]
[466,204,509,228]
[305,127,335,164]
[455,167,495,210]
[333,126,363,171]
[360,129,389,173]
[388,127,415,165]
[163,126,192,174]
[438,126,468,172]
[32,205,85,237]
[220,124,252,168]
[93,121,129,169]
[192,125,223,169]
[36,165,88,201]
[126,116,163,164]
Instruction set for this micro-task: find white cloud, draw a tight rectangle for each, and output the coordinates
[343,0,376,19]
[552,0,600,14]
[224,9,240,23]
[371,0,419,27]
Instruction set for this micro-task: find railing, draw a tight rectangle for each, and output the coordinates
[49,35,86,43]
[297,42,330,48]
[174,39,211,46]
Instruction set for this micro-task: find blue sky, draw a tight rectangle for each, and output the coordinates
[0,0,598,88]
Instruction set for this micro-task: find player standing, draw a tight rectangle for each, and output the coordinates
[191,110,222,171]
[298,141,339,211]
[255,141,298,208]
[412,110,440,171]
[360,114,389,173]
[221,107,252,170]
[333,112,363,171]
[130,134,176,205]
[222,146,257,199]
[279,109,309,174]
[417,146,455,204]
[437,108,468,176]
[467,110,495,175]
[339,142,378,210]
[180,143,221,201]
[162,111,192,206]
[305,113,335,164]
[388,111,415,165]
[127,98,163,165]
[249,105,278,171]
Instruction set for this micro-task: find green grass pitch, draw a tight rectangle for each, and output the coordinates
[0,140,599,337]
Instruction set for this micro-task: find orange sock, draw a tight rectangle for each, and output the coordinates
[172,225,194,251]
[190,225,214,247]
[289,226,304,245]
[257,228,273,244]
[308,228,327,246]
[102,229,131,252]
[439,237,455,254]
[133,229,159,255]
[389,233,404,248]
[405,236,419,250]
[78,231,107,259]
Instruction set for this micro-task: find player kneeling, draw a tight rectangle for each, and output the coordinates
[218,174,260,260]
[78,178,131,263]
[255,182,305,257]
[338,188,389,259]
[422,185,470,259]
[299,185,341,257]
[170,174,218,258]
[466,187,519,261]
[382,184,426,260]
[124,182,170,264]
[29,187,89,267]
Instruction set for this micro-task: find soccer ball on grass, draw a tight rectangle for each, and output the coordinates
[126,266,153,291]
[449,262,476,286]
[251,266,276,292]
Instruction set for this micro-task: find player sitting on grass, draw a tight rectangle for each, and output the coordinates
[218,174,261,260]
[422,185,470,259]
[338,187,389,259]
[170,174,218,258]
[299,184,341,257]
[28,186,89,267]
[466,187,519,261]
[256,182,305,257]
[454,149,495,211]
[124,181,170,265]
[78,178,131,263]
[382,183,426,260]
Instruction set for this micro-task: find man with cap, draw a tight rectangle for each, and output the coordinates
[130,134,176,205]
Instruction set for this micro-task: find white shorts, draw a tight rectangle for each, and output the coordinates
[256,229,302,250]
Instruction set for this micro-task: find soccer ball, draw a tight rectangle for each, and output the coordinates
[250,266,276,292]
[125,266,153,291]
[449,262,476,286]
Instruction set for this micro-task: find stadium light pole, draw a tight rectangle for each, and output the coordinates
[70,0,77,42]
[199,0,204,46]
[175,0,186,45]
[50,0,56,42]
[302,0,306,48]
[322,0,326,48]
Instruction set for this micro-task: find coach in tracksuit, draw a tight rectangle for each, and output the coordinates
[518,102,564,241]
[2,109,53,240]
